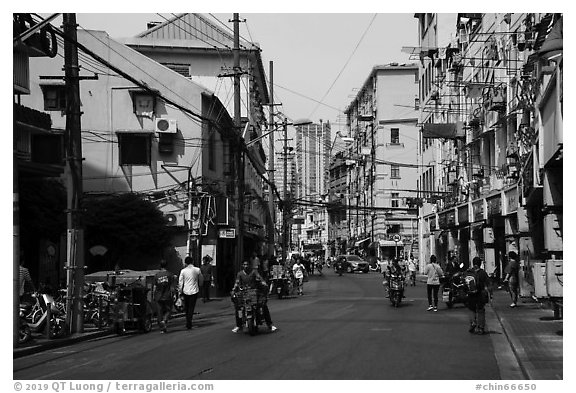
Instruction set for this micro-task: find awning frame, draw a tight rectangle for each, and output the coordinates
[354,237,371,247]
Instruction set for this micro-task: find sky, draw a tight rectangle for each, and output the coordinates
[65,12,419,134]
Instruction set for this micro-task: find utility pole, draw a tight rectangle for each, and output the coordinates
[267,61,275,257]
[282,118,288,264]
[371,123,375,245]
[63,13,84,334]
[13,146,20,347]
[233,13,244,272]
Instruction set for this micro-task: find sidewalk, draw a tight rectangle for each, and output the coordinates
[415,274,563,380]
[13,296,234,359]
[489,288,563,380]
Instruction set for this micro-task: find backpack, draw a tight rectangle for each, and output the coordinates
[463,269,479,295]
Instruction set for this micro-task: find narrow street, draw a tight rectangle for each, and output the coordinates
[14,270,510,380]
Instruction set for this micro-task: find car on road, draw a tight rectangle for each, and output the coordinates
[335,255,369,273]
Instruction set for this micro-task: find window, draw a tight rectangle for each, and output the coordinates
[391,128,400,144]
[41,85,66,111]
[118,133,151,166]
[32,134,63,164]
[391,192,399,208]
[391,165,400,179]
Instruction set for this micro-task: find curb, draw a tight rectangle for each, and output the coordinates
[490,303,531,379]
[13,305,233,359]
[485,302,528,380]
[13,329,113,359]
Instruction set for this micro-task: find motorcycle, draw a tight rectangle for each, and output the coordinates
[233,288,266,336]
[335,261,345,276]
[83,292,110,327]
[19,307,32,344]
[22,292,67,338]
[316,260,324,275]
[269,265,292,299]
[442,270,468,308]
[387,273,405,307]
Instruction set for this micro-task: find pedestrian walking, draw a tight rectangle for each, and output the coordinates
[292,258,306,296]
[250,252,261,272]
[19,259,36,303]
[408,256,418,286]
[504,251,520,307]
[261,254,270,281]
[465,256,492,335]
[423,255,443,311]
[152,260,176,333]
[200,255,214,302]
[178,256,204,330]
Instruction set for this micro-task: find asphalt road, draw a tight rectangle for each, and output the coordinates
[14,269,509,380]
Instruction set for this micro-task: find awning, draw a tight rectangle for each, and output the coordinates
[368,242,379,249]
[379,240,404,247]
[302,243,323,251]
[537,16,562,59]
[354,237,370,247]
[422,122,465,139]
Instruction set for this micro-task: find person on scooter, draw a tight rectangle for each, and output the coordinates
[384,258,406,296]
[386,258,405,278]
[232,261,278,333]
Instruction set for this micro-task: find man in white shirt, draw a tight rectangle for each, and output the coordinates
[408,257,418,286]
[292,259,306,296]
[179,256,204,330]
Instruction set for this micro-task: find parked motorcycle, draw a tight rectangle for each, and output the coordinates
[19,308,32,344]
[83,292,110,327]
[387,273,405,307]
[443,269,468,308]
[233,288,266,336]
[22,292,67,338]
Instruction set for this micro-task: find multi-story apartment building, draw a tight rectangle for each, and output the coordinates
[15,14,271,294]
[123,14,271,265]
[339,64,420,261]
[295,121,331,255]
[413,13,562,305]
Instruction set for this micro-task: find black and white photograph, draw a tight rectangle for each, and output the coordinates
[9,2,567,389]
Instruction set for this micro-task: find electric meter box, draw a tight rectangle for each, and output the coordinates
[532,262,547,298]
[546,259,563,297]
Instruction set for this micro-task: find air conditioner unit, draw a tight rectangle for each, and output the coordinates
[165,211,186,227]
[155,118,177,133]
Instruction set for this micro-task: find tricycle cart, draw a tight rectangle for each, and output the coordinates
[112,283,154,334]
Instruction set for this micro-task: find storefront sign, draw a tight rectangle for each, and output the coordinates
[218,228,236,238]
[505,187,518,215]
[487,195,502,217]
[472,200,485,221]
[458,205,469,225]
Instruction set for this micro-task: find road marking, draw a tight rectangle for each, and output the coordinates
[370,327,392,331]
